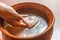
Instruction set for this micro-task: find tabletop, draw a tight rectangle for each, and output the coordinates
[0,0,60,40]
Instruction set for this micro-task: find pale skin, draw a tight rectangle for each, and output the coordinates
[0,2,30,28]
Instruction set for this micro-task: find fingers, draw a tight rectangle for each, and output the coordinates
[22,19,30,27]
[22,19,34,28]
[8,20,27,28]
[3,9,23,21]
[2,14,27,28]
[4,10,23,21]
[1,14,26,28]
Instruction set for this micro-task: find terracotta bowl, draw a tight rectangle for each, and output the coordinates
[0,2,55,40]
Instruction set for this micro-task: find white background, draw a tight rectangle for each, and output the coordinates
[0,0,60,40]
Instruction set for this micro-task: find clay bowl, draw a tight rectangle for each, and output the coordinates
[0,2,55,40]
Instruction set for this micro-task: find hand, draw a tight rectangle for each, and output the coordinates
[0,2,29,28]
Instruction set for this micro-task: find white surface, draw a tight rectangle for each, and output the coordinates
[0,0,60,40]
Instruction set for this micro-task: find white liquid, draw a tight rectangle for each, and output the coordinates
[4,14,48,38]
